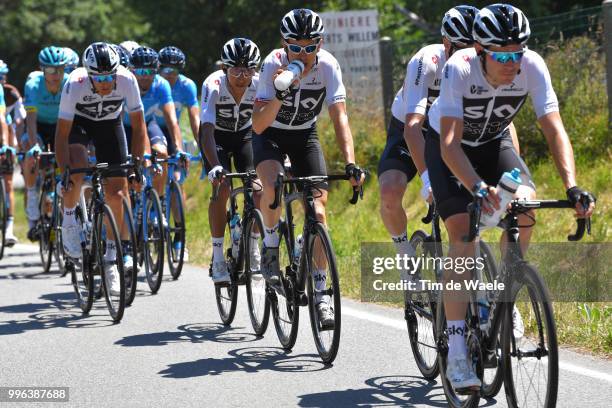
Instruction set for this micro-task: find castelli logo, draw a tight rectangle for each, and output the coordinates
[432,55,439,64]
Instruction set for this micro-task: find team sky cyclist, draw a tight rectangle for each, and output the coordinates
[1,60,25,246]
[252,9,365,327]
[124,46,184,201]
[425,4,596,391]
[23,46,69,240]
[201,37,261,283]
[57,42,147,295]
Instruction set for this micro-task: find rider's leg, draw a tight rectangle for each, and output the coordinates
[61,144,88,258]
[151,143,168,201]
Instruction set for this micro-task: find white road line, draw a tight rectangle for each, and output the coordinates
[342,304,612,384]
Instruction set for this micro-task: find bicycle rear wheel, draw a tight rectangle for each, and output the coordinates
[52,191,67,277]
[122,196,138,306]
[166,180,186,279]
[0,179,7,260]
[306,222,341,364]
[144,188,165,294]
[502,263,558,408]
[38,182,54,273]
[269,220,299,350]
[97,203,125,323]
[406,229,439,379]
[70,205,95,314]
[245,209,270,336]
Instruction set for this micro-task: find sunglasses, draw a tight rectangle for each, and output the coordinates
[227,67,254,78]
[483,48,525,64]
[160,66,179,75]
[42,66,64,75]
[133,68,157,76]
[285,40,320,54]
[90,73,116,83]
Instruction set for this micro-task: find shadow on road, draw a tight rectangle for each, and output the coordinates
[0,291,114,335]
[116,322,259,347]
[158,346,329,378]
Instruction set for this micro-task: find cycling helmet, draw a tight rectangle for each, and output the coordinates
[120,40,140,54]
[0,60,8,74]
[63,47,80,73]
[441,5,479,47]
[130,46,159,69]
[159,46,186,69]
[473,4,530,47]
[38,46,68,67]
[111,44,131,67]
[280,9,324,41]
[221,38,260,69]
[82,42,120,75]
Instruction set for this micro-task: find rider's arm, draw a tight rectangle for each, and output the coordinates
[328,101,355,165]
[508,122,520,154]
[404,113,427,174]
[188,105,200,142]
[198,122,221,168]
[440,116,481,190]
[23,78,39,148]
[252,54,284,134]
[54,118,73,172]
[0,113,7,146]
[162,102,183,152]
[129,110,147,160]
[538,112,576,189]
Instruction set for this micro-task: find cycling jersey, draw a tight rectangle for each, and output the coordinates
[124,74,172,126]
[256,48,346,130]
[390,44,446,126]
[3,84,26,123]
[156,74,198,127]
[24,72,69,124]
[200,70,259,132]
[26,71,42,82]
[58,66,143,122]
[0,85,5,116]
[428,48,558,147]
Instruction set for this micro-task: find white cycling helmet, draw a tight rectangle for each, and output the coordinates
[120,40,140,54]
[221,38,261,69]
[82,42,120,75]
[280,9,324,41]
[441,5,479,47]
[473,4,530,47]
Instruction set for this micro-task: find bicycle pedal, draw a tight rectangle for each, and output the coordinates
[455,386,480,396]
[214,281,231,288]
[483,350,498,368]
[319,321,335,331]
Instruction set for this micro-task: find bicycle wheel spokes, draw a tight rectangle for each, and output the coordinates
[144,190,164,293]
[98,203,125,323]
[406,230,439,379]
[245,210,270,336]
[166,181,185,279]
[306,222,341,364]
[503,264,558,408]
[122,197,138,306]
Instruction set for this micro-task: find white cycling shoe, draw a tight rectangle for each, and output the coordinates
[104,263,122,296]
[62,224,82,259]
[211,261,230,283]
[446,355,481,391]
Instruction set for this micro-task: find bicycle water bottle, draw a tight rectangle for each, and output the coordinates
[273,60,304,91]
[229,214,241,258]
[293,234,303,263]
[480,168,522,228]
[477,290,490,331]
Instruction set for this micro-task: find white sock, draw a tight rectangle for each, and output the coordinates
[313,269,328,303]
[263,223,279,248]
[447,320,467,359]
[392,232,416,277]
[212,237,224,262]
[62,206,77,227]
[6,216,14,232]
[104,240,117,262]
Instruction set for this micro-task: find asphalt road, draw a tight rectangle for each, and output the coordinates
[1,244,611,407]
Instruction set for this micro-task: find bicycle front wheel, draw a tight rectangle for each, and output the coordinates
[502,263,558,408]
[38,183,53,273]
[0,179,7,260]
[144,189,165,294]
[53,191,67,277]
[406,229,439,379]
[97,203,125,323]
[245,209,270,336]
[122,196,138,306]
[70,206,95,314]
[166,180,186,279]
[306,222,341,364]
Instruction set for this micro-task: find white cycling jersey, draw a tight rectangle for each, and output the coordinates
[256,48,346,130]
[428,48,558,146]
[200,69,259,132]
[58,66,143,122]
[391,43,446,125]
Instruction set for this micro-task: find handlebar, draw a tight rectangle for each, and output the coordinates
[421,204,435,224]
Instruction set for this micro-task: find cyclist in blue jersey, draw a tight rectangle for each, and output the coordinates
[157,46,198,155]
[63,47,79,74]
[23,46,69,240]
[124,46,183,198]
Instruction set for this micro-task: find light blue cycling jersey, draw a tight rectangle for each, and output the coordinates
[124,74,173,126]
[0,85,5,111]
[24,72,68,124]
[155,74,198,128]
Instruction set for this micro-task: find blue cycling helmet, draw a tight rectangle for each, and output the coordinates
[0,60,8,74]
[159,46,186,69]
[38,46,68,67]
[131,46,158,69]
[111,44,131,67]
[63,47,80,73]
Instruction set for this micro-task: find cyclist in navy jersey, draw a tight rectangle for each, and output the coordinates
[425,4,595,391]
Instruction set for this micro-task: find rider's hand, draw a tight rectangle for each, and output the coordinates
[419,170,433,203]
[473,181,500,215]
[208,165,224,186]
[566,186,596,218]
[345,163,365,187]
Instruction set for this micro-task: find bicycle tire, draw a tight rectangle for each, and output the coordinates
[502,263,558,408]
[144,188,165,294]
[214,209,238,326]
[70,205,94,314]
[38,180,53,273]
[53,191,67,277]
[406,229,439,379]
[245,209,270,336]
[165,180,186,279]
[97,203,126,323]
[122,196,138,306]
[306,222,341,364]
[0,179,6,260]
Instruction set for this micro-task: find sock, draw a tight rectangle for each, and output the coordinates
[212,237,224,262]
[447,320,467,359]
[263,223,279,248]
[26,186,40,220]
[250,233,260,253]
[6,216,14,232]
[104,240,117,261]
[62,206,77,227]
[312,269,328,304]
[392,232,416,278]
